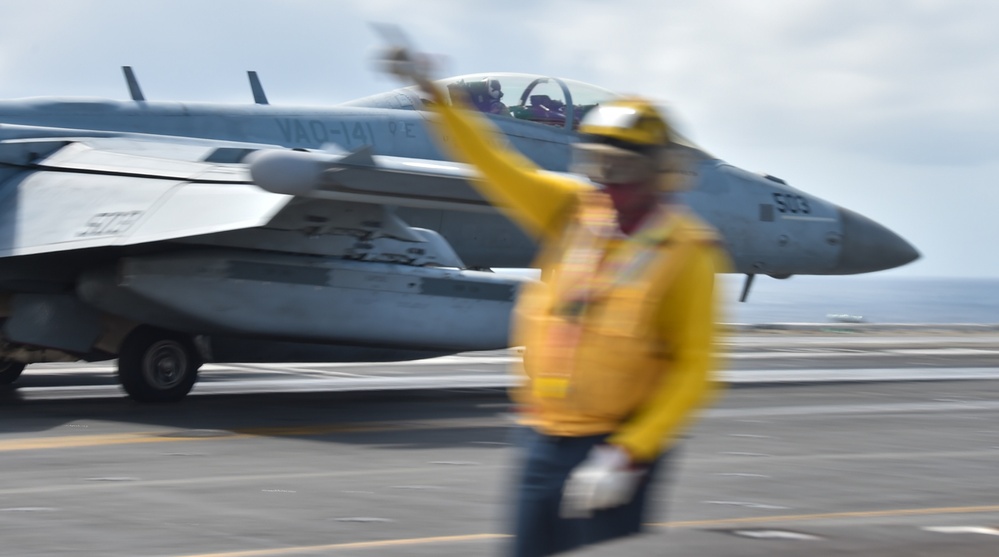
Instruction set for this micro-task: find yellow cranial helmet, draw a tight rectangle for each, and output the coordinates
[578,98,672,149]
[572,98,685,187]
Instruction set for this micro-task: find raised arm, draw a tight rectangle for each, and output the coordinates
[379,46,588,239]
[428,90,586,239]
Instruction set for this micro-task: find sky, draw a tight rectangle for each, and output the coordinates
[0,0,996,278]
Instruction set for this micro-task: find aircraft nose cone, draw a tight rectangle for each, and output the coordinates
[836,207,920,273]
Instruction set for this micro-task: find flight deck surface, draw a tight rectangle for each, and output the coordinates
[1,328,997,556]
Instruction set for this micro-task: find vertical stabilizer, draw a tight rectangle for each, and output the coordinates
[248,71,269,105]
[122,66,145,101]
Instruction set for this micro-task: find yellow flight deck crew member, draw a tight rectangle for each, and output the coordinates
[378,45,728,557]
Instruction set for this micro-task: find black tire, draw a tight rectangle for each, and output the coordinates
[118,326,201,402]
[0,360,26,385]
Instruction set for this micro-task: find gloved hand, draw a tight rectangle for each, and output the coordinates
[560,444,644,518]
[376,46,434,85]
[371,25,436,91]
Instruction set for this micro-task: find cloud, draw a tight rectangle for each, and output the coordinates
[519,0,999,167]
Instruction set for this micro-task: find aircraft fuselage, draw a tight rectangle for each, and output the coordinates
[0,96,914,277]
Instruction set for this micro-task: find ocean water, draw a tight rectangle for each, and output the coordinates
[721,275,999,325]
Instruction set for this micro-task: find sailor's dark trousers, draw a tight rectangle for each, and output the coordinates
[507,427,672,557]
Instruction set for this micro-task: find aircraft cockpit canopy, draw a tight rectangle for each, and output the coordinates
[432,73,620,130]
[343,73,620,131]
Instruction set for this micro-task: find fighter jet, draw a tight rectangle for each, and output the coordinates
[0,68,918,401]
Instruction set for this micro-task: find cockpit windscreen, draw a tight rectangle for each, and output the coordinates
[433,73,620,130]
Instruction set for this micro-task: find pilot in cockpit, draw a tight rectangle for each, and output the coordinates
[467,77,509,116]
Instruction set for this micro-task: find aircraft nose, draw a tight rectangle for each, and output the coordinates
[835,207,920,273]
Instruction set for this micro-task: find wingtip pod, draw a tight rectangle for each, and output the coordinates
[247,150,325,196]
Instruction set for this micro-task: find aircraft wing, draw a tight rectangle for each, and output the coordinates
[0,135,292,258]
[0,134,507,260]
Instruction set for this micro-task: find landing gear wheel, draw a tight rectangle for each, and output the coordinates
[118,327,201,402]
[0,360,25,385]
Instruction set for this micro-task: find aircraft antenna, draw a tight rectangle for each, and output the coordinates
[248,71,269,105]
[122,66,145,101]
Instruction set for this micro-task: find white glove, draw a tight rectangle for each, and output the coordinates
[560,445,644,518]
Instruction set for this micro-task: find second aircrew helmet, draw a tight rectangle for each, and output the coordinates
[572,98,691,191]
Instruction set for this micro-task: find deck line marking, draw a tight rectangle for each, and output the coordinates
[656,504,999,527]
[170,504,999,556]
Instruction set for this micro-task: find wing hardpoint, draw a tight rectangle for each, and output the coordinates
[0,136,292,258]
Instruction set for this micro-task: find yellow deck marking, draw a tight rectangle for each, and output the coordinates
[176,534,506,557]
[0,433,244,452]
[175,504,999,556]
[0,418,500,452]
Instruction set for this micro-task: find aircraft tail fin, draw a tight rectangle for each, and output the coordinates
[248,71,269,105]
[122,66,145,102]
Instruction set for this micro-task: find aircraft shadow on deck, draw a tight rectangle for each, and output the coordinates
[0,387,517,451]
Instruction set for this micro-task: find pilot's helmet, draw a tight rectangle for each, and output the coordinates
[485,78,503,100]
[573,98,690,191]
